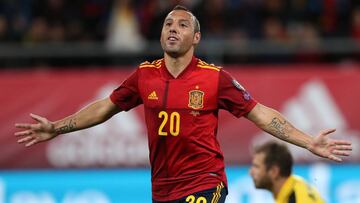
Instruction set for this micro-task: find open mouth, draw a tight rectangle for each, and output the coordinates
[168,36,179,41]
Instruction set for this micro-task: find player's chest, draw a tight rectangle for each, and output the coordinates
[139,77,218,110]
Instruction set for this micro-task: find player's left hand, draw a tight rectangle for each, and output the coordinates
[307,129,352,162]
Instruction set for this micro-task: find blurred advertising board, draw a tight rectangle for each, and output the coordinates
[1,65,360,168]
[0,164,359,203]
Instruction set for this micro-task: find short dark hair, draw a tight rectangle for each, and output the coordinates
[254,141,293,177]
[172,5,200,33]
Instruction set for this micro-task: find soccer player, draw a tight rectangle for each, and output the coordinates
[250,141,325,203]
[15,5,351,203]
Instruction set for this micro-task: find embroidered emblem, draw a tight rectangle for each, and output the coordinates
[148,91,158,100]
[188,90,204,109]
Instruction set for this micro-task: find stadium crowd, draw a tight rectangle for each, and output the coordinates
[0,0,359,65]
[0,0,359,43]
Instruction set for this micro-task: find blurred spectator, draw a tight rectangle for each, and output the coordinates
[0,0,357,44]
[65,20,85,42]
[106,0,145,52]
[321,0,338,36]
[139,0,198,41]
[24,17,48,43]
[290,23,322,62]
[80,0,112,41]
[195,0,227,40]
[351,7,360,60]
[0,15,9,41]
[263,17,289,45]
[48,22,65,42]
[261,0,287,21]
[0,0,359,65]
[351,7,360,45]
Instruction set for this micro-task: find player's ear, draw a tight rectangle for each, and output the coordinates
[269,165,280,178]
[193,32,201,46]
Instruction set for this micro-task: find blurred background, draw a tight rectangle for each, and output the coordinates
[1,0,360,203]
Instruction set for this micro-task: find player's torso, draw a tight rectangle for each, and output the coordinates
[137,59,223,177]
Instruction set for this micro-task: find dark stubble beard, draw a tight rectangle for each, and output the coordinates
[255,175,273,190]
[163,46,186,58]
[161,42,183,58]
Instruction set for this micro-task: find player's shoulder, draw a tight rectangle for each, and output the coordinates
[138,58,163,69]
[292,175,324,202]
[292,175,315,193]
[292,175,308,186]
[197,58,222,72]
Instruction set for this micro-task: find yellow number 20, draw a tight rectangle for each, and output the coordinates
[158,111,180,136]
[185,195,207,203]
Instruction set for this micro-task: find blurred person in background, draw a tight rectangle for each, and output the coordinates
[289,22,322,63]
[24,17,48,43]
[194,0,227,40]
[0,15,9,41]
[351,7,360,45]
[250,141,325,203]
[106,0,145,52]
[15,5,352,203]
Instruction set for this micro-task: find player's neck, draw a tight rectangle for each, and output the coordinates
[272,176,288,199]
[164,50,193,78]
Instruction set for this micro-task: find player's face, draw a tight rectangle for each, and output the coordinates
[160,10,200,57]
[250,152,272,190]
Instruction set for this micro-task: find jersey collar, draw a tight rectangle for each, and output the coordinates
[161,56,198,80]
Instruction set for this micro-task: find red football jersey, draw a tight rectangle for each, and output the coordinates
[110,56,257,201]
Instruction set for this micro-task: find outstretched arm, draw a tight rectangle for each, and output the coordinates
[15,97,120,147]
[246,103,352,162]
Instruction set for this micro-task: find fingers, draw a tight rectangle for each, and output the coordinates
[17,135,39,147]
[14,130,33,137]
[17,136,33,144]
[15,113,45,130]
[327,150,350,163]
[15,123,32,129]
[327,154,342,162]
[30,113,46,124]
[331,144,352,157]
[326,142,353,160]
[334,144,352,151]
[333,150,351,156]
[334,140,352,146]
[25,139,38,147]
[326,143,352,162]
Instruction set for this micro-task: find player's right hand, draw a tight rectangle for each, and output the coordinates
[15,113,57,147]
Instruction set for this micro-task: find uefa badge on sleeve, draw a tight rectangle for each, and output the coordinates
[232,79,251,101]
[232,79,245,91]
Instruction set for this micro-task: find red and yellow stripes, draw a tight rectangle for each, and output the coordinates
[211,182,224,203]
[139,58,220,71]
[139,59,163,69]
[197,60,221,72]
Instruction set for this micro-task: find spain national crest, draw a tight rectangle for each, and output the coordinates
[188,90,204,109]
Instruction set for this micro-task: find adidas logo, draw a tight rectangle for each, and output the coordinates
[148,91,158,100]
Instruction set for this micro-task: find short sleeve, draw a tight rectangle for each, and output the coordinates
[218,69,257,117]
[110,69,143,111]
